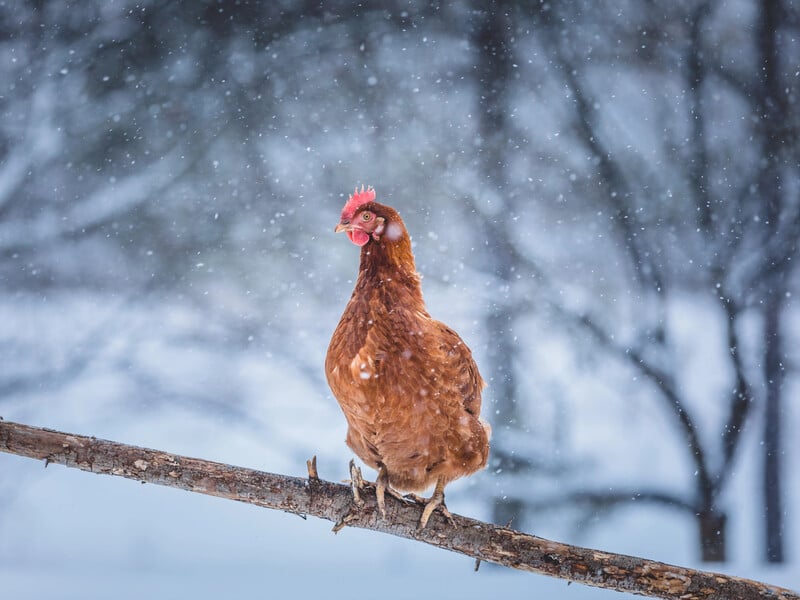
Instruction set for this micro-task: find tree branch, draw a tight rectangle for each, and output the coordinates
[569,310,714,496]
[556,52,665,295]
[530,489,698,516]
[717,292,754,487]
[1,420,796,600]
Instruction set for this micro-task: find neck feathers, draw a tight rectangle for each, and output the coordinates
[357,220,422,300]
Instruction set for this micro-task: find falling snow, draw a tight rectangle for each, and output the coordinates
[0,1,798,598]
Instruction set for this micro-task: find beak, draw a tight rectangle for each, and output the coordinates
[334,223,349,233]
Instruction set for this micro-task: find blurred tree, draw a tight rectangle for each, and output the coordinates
[506,0,799,562]
[468,0,528,528]
[753,0,794,563]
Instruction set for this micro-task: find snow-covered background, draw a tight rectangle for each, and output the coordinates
[1,2,798,598]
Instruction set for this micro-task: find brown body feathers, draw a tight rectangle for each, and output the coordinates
[325,191,490,502]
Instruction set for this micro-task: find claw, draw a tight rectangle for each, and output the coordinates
[332,511,357,533]
[418,477,454,530]
[348,459,365,507]
[333,460,367,534]
[403,492,427,505]
[306,455,319,480]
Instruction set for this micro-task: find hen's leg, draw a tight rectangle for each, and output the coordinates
[418,477,454,530]
[375,464,410,518]
[375,465,389,518]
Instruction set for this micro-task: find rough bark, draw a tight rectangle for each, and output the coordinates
[0,420,796,600]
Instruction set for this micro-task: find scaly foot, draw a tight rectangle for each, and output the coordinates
[418,477,454,530]
[333,460,366,533]
[348,459,365,506]
[375,465,389,518]
[375,464,411,519]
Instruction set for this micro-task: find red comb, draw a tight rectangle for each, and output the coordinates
[341,185,376,220]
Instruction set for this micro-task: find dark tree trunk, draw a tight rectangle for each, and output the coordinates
[755,0,787,563]
[470,1,527,527]
[698,509,727,563]
[762,291,785,562]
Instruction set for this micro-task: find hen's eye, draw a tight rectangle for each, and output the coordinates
[361,212,372,221]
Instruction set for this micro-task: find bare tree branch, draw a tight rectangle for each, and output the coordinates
[535,489,698,515]
[556,54,665,295]
[1,420,796,600]
[717,292,754,486]
[0,141,204,255]
[685,1,714,234]
[568,310,713,493]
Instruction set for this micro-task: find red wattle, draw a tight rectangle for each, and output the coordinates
[348,230,370,246]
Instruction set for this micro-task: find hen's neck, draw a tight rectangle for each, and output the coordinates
[356,231,423,302]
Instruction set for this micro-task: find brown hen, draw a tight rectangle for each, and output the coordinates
[325,186,491,529]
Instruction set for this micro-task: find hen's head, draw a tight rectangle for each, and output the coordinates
[335,186,403,246]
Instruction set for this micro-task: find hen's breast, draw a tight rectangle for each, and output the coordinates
[325,290,489,492]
